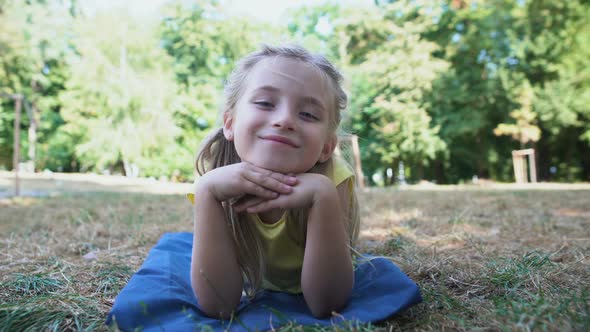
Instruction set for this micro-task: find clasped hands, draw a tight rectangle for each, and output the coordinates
[197,162,333,214]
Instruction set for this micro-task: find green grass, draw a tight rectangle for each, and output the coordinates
[487,251,554,290]
[1,188,589,331]
[93,263,134,296]
[493,289,590,331]
[0,294,104,331]
[4,273,65,296]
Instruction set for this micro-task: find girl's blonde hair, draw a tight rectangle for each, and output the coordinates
[195,44,359,296]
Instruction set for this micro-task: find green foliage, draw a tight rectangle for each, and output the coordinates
[56,12,182,177]
[284,3,342,58]
[0,0,75,170]
[160,2,258,86]
[422,0,524,183]
[522,0,590,181]
[493,82,541,146]
[341,2,449,183]
[1,0,588,183]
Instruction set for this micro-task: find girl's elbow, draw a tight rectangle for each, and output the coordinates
[304,287,353,318]
[307,295,351,318]
[309,305,336,319]
[192,288,239,320]
[191,280,240,320]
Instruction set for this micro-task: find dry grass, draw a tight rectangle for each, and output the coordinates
[0,174,589,331]
[357,188,590,331]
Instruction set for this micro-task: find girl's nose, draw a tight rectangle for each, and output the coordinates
[272,105,296,130]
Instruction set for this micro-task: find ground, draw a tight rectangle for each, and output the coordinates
[0,171,589,331]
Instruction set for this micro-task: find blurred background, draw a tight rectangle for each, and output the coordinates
[1,0,589,186]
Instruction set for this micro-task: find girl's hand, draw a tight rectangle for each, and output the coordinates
[197,162,298,202]
[233,173,335,213]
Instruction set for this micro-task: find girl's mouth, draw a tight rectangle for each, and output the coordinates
[260,135,299,148]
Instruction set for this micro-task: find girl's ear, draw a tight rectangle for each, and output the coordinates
[222,112,234,141]
[319,134,337,163]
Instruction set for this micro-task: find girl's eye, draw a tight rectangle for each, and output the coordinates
[254,101,274,108]
[300,112,319,121]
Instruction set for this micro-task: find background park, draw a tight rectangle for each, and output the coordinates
[1,0,589,330]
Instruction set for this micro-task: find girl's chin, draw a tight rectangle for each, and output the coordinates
[248,160,309,174]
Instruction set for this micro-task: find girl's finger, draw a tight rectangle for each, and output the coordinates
[243,169,296,194]
[263,170,298,186]
[232,196,267,212]
[247,163,298,185]
[270,171,298,185]
[246,197,284,214]
[242,180,280,199]
[232,194,254,206]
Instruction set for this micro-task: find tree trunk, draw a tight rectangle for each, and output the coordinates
[123,158,131,177]
[434,159,446,184]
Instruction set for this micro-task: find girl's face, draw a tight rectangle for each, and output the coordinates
[223,57,337,174]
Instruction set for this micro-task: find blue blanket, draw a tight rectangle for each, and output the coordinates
[106,232,421,331]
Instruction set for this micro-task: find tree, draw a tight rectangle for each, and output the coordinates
[0,0,75,170]
[493,81,541,148]
[283,3,342,59]
[422,0,525,182]
[517,0,590,181]
[2,0,587,183]
[340,2,449,184]
[158,1,282,178]
[58,12,183,177]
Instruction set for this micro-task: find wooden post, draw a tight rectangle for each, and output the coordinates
[26,103,37,171]
[511,149,537,183]
[13,96,22,196]
[521,154,528,183]
[350,135,365,189]
[512,151,522,183]
[335,134,365,189]
[528,150,537,183]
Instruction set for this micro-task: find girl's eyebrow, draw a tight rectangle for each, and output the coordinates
[251,85,326,112]
[252,85,280,94]
[300,96,326,112]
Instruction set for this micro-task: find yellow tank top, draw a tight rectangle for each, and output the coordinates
[252,158,354,294]
[187,158,354,294]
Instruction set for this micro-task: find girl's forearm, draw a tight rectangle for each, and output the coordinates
[301,184,354,318]
[191,189,242,319]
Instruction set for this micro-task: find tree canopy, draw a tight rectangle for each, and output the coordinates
[1,0,588,183]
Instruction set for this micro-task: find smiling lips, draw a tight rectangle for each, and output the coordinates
[260,135,299,148]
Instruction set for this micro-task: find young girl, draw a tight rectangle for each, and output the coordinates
[189,44,360,320]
